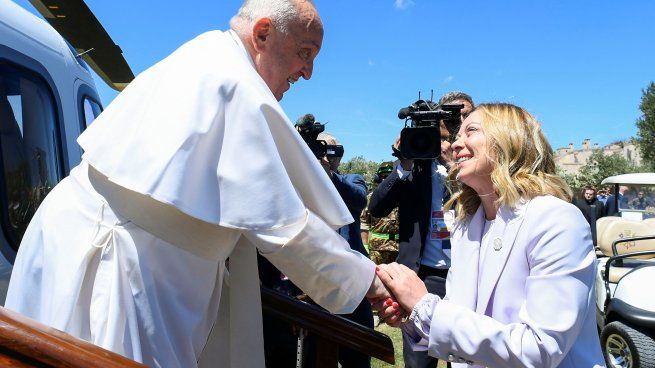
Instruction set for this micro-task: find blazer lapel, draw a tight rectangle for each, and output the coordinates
[475,200,531,314]
[449,206,485,310]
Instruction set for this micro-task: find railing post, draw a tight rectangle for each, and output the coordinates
[314,336,338,368]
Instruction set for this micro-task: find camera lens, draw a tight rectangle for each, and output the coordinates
[409,133,434,154]
[400,126,441,159]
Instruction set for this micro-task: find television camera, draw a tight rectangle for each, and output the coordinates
[295,114,344,159]
[396,99,464,160]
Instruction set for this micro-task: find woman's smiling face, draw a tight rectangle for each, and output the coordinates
[451,110,495,192]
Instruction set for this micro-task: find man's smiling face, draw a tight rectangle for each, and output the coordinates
[254,2,323,101]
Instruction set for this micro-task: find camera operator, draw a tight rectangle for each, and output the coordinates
[317,131,373,368]
[368,93,474,368]
[438,91,474,122]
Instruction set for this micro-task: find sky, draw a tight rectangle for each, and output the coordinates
[15,0,655,162]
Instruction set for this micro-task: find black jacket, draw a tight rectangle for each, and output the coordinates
[368,160,449,271]
[574,198,605,245]
[574,198,606,226]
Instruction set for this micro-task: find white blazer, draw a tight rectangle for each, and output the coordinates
[428,195,605,367]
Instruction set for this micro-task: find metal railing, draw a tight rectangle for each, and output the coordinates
[261,286,395,367]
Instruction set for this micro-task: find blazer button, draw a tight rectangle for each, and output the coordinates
[447,354,455,362]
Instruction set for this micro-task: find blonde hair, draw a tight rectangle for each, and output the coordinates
[446,103,572,221]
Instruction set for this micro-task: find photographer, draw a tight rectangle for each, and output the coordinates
[368,93,474,368]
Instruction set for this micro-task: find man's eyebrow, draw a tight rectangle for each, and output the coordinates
[300,40,321,50]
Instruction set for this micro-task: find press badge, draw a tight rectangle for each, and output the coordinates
[430,210,452,240]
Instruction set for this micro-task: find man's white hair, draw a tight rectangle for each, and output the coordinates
[317,132,339,145]
[230,0,314,34]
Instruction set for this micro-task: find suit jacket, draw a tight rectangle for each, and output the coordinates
[332,172,369,257]
[574,198,606,225]
[573,198,605,245]
[428,196,605,367]
[368,160,447,271]
[605,193,627,216]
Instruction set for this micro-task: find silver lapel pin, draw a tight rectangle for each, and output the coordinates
[493,237,503,251]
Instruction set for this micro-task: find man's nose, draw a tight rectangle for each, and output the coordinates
[301,60,314,80]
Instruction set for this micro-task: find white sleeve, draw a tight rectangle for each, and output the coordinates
[401,293,441,351]
[243,210,376,314]
[426,205,598,368]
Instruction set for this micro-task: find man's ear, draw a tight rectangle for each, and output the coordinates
[252,18,273,52]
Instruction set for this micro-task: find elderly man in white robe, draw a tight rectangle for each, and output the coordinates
[5,1,390,367]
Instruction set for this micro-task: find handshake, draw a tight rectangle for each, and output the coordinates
[366,263,430,327]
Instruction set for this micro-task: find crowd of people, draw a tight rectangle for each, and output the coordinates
[4,0,610,367]
[574,185,654,220]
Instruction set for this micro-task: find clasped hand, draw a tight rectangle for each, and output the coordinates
[366,263,429,327]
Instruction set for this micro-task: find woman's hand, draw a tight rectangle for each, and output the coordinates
[376,263,428,312]
[377,298,405,327]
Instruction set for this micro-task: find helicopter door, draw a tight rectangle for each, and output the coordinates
[0,62,64,253]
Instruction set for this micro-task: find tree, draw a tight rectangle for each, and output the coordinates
[636,81,655,171]
[561,149,645,192]
[339,156,379,187]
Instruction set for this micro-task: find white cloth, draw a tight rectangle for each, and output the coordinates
[6,30,375,368]
[407,196,605,367]
[78,30,351,231]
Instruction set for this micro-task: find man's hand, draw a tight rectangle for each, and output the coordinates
[366,271,406,327]
[366,273,389,302]
[366,273,394,312]
[393,137,413,171]
[376,263,428,313]
[320,157,333,178]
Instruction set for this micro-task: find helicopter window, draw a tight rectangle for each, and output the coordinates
[0,63,63,250]
[81,97,102,129]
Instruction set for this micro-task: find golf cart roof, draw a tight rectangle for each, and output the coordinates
[601,173,655,185]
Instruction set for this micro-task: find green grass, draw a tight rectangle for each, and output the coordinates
[372,323,404,367]
[372,323,447,367]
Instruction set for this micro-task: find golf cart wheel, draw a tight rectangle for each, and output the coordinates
[601,321,655,368]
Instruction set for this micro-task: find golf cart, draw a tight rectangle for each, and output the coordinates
[595,173,655,367]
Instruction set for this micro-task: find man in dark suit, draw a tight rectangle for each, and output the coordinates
[574,185,606,245]
[369,151,450,368]
[606,185,629,216]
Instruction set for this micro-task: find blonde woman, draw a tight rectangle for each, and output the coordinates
[377,103,605,367]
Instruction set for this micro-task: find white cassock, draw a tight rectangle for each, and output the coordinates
[5,30,375,368]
